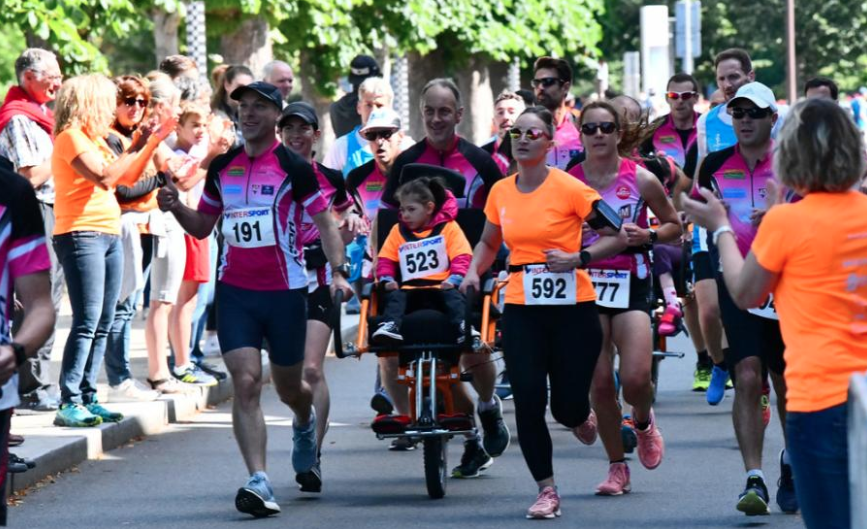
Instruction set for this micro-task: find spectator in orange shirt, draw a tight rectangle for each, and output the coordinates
[683,98,867,529]
[51,74,175,428]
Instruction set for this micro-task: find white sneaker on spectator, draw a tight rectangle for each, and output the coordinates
[203,331,221,357]
[109,378,161,402]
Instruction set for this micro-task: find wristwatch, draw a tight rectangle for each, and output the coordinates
[578,250,592,269]
[712,226,736,246]
[648,229,659,244]
[11,342,26,367]
[334,262,351,279]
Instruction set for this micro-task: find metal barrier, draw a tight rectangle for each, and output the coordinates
[850,372,867,528]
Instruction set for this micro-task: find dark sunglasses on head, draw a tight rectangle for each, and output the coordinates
[531,77,563,89]
[728,107,773,120]
[666,91,697,101]
[123,97,147,108]
[508,127,549,141]
[363,129,396,141]
[580,121,618,135]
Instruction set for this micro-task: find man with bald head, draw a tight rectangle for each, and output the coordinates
[261,60,295,101]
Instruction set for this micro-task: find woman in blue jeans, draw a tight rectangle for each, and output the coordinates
[683,98,867,528]
[51,74,175,427]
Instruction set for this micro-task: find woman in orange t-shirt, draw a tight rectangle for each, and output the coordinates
[461,107,625,519]
[51,74,174,428]
[683,98,867,529]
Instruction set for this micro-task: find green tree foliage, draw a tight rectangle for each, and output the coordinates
[596,0,867,95]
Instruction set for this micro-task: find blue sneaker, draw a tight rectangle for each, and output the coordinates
[707,365,729,406]
[86,401,124,423]
[235,472,280,517]
[54,403,102,427]
[292,408,318,473]
[776,450,799,513]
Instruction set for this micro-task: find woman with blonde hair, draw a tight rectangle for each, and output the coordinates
[52,74,174,427]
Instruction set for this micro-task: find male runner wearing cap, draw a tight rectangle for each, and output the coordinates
[532,57,583,170]
[691,82,797,516]
[158,82,353,517]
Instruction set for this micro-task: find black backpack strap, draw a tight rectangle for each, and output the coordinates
[398,221,446,242]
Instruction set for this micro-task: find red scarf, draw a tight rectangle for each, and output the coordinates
[0,86,54,138]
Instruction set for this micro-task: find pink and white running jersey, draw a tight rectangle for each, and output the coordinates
[198,141,328,291]
[568,157,650,277]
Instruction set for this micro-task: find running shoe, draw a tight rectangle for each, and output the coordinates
[761,391,772,428]
[371,321,403,346]
[573,409,598,445]
[692,364,712,392]
[526,486,561,519]
[296,460,322,493]
[108,378,160,402]
[776,450,798,514]
[388,437,417,451]
[292,408,318,474]
[706,365,729,406]
[235,472,280,517]
[370,390,394,415]
[451,440,493,478]
[173,364,218,386]
[148,377,197,394]
[595,462,631,495]
[737,475,770,516]
[621,415,637,454]
[478,395,510,457]
[54,403,102,427]
[85,401,124,423]
[194,359,228,381]
[657,304,682,337]
[635,409,664,470]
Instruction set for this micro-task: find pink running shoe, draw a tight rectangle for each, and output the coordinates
[657,304,683,337]
[635,409,665,470]
[595,462,631,496]
[573,409,598,445]
[526,486,561,519]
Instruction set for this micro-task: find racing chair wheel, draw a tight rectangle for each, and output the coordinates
[423,435,447,499]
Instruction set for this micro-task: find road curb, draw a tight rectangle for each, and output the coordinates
[8,360,259,494]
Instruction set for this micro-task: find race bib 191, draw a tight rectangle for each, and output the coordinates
[522,265,577,305]
[398,235,449,282]
[222,207,276,249]
[748,294,779,320]
[589,269,631,309]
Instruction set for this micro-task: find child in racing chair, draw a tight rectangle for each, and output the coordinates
[371,176,473,347]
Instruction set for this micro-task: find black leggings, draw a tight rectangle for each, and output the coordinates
[502,302,603,482]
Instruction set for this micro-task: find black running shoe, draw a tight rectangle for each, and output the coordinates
[194,359,228,381]
[296,461,322,493]
[451,441,493,478]
[370,391,394,415]
[776,450,799,514]
[478,395,510,457]
[737,475,770,516]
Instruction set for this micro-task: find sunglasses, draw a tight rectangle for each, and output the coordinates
[508,127,549,141]
[531,77,563,89]
[666,91,697,101]
[123,97,148,108]
[728,107,773,120]
[363,129,396,141]
[580,121,618,135]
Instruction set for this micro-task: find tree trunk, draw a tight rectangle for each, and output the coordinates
[488,61,510,100]
[219,16,273,77]
[152,8,180,67]
[407,50,445,141]
[300,51,335,162]
[455,55,495,145]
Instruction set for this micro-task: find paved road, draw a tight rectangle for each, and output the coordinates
[12,334,804,528]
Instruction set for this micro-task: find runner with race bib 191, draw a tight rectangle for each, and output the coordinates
[157,82,353,518]
[461,106,625,520]
[567,101,682,496]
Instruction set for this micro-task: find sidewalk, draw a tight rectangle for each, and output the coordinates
[8,296,359,494]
